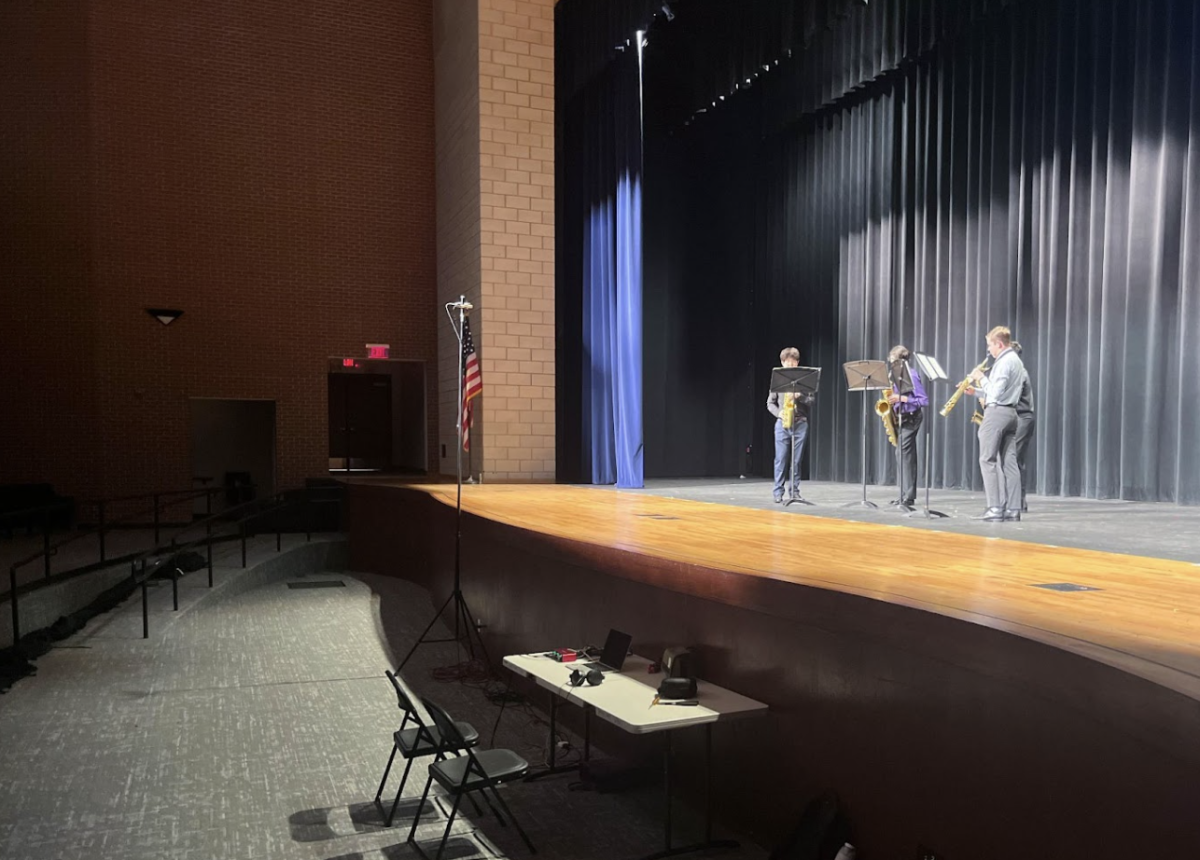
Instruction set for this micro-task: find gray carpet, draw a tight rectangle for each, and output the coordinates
[0,537,770,860]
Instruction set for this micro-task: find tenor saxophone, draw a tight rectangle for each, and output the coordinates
[940,358,989,417]
[875,387,898,447]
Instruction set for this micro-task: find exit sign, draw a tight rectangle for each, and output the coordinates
[366,343,390,359]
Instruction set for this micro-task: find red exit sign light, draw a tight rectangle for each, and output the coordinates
[367,343,390,359]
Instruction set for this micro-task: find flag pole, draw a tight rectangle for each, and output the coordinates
[397,295,489,670]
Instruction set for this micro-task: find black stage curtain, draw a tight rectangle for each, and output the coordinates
[643,0,1200,502]
[555,0,662,103]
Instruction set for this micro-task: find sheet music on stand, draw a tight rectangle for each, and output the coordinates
[841,359,891,393]
[770,366,821,398]
[911,353,948,383]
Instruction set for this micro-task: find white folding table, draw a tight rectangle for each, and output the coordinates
[503,652,768,859]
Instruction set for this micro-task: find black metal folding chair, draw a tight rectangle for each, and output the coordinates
[407,697,536,858]
[374,670,481,827]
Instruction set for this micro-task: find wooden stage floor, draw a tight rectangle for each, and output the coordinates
[352,477,1200,702]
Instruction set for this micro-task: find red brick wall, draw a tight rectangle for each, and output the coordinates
[0,0,99,496]
[0,0,437,502]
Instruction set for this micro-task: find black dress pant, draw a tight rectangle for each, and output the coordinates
[896,408,922,505]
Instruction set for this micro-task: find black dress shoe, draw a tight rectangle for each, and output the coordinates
[976,507,1006,521]
[1003,509,1021,521]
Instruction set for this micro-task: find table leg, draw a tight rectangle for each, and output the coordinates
[584,705,592,762]
[636,724,739,860]
[524,688,583,782]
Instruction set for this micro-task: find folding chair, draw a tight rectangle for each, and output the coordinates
[407,697,536,858]
[374,671,481,827]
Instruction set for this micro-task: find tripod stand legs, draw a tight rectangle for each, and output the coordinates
[844,396,878,509]
[396,583,491,671]
[908,429,948,519]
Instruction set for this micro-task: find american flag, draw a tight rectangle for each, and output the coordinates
[460,316,482,450]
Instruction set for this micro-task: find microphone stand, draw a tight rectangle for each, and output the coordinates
[398,295,490,670]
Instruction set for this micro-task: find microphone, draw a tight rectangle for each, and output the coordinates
[448,299,473,310]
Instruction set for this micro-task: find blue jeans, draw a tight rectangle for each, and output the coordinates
[773,419,808,499]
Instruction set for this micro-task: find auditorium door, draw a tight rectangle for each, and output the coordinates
[328,373,392,470]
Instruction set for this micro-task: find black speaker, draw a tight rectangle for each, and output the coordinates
[569,667,604,687]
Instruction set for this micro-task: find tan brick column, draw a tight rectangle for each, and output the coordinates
[477,0,555,481]
[436,0,554,482]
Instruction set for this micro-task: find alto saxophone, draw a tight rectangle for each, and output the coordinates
[940,358,989,417]
[781,393,796,429]
[875,387,898,447]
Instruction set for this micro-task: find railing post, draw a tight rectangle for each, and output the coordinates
[141,569,149,640]
[99,501,107,562]
[206,489,212,517]
[172,573,179,612]
[153,494,160,545]
[241,525,247,568]
[43,509,51,578]
[206,521,213,588]
[10,565,19,645]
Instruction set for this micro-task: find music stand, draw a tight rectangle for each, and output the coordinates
[770,366,821,506]
[841,360,890,509]
[908,352,949,519]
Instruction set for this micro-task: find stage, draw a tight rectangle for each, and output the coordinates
[345,477,1200,858]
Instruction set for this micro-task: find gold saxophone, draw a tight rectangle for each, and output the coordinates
[940,358,989,417]
[875,387,898,447]
[781,393,796,429]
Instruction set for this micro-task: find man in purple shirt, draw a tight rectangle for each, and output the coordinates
[886,344,929,509]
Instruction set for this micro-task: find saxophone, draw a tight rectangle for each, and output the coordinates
[875,388,898,447]
[940,358,989,417]
[781,393,796,429]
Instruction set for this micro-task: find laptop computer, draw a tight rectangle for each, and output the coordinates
[578,629,632,673]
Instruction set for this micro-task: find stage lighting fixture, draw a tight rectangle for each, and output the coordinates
[661,3,674,21]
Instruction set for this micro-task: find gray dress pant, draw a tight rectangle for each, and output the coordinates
[977,404,1020,511]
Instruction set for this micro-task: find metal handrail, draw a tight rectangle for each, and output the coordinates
[8,485,341,646]
[9,486,242,576]
[85,487,214,506]
[0,500,73,523]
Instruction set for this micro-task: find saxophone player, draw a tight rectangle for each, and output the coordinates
[886,345,928,509]
[969,326,1029,521]
[766,347,813,503]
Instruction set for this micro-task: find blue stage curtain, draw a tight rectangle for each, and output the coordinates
[573,46,645,488]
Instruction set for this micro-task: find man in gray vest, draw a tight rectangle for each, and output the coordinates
[969,326,1028,521]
